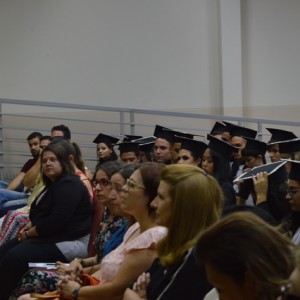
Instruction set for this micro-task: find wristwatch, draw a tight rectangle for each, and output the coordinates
[72,287,81,300]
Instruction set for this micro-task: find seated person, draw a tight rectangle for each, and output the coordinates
[0,132,43,216]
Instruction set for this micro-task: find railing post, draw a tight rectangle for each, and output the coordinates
[119,111,125,136]
[257,121,263,141]
[130,111,135,135]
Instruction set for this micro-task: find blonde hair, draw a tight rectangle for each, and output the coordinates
[157,164,223,266]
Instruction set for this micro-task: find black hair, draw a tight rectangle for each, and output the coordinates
[27,132,43,141]
[51,124,71,140]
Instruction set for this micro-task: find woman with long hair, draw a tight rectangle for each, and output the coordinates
[124,164,223,300]
[0,139,92,300]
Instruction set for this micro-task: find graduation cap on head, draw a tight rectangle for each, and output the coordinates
[174,135,207,158]
[210,122,227,135]
[243,137,267,156]
[117,142,140,154]
[277,138,300,154]
[233,160,287,183]
[122,134,143,142]
[288,160,300,181]
[153,125,175,143]
[229,125,257,139]
[207,134,239,160]
[134,136,156,152]
[266,128,297,143]
[222,121,236,130]
[93,133,119,145]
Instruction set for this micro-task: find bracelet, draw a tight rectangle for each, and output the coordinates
[72,287,81,300]
[24,230,30,239]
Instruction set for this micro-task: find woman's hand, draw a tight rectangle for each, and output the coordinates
[253,171,268,204]
[56,274,82,299]
[133,272,150,299]
[63,259,84,277]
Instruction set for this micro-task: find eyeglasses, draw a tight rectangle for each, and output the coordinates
[126,178,145,190]
[286,187,300,198]
[42,157,58,164]
[93,178,112,188]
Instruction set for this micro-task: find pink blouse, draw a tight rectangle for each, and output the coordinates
[99,222,167,284]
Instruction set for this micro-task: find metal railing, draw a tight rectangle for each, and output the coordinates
[1,98,300,181]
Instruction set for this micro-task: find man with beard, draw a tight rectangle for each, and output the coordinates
[0,132,43,216]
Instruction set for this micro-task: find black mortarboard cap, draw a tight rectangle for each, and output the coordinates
[233,160,287,183]
[134,136,156,153]
[153,125,175,143]
[288,160,300,181]
[229,125,257,139]
[174,135,207,157]
[266,128,297,143]
[222,121,236,130]
[123,134,143,142]
[117,142,140,154]
[207,134,239,160]
[243,137,267,156]
[277,138,300,154]
[93,133,119,145]
[210,122,227,135]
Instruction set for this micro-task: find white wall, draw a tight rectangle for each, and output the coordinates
[0,0,221,111]
[242,0,300,108]
[0,0,299,119]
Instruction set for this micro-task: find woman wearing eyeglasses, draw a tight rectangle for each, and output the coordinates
[14,162,134,299]
[17,162,165,300]
[50,162,166,300]
[0,139,92,300]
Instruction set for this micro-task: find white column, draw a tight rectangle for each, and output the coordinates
[218,0,244,116]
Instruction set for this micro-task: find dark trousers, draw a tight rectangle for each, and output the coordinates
[0,238,67,300]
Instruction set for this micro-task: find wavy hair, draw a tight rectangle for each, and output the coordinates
[157,164,223,266]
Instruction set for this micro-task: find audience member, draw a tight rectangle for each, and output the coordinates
[175,135,207,167]
[0,139,92,299]
[228,124,257,180]
[0,132,43,216]
[153,125,174,164]
[93,133,119,169]
[124,164,223,300]
[54,162,167,300]
[202,134,238,206]
[196,212,295,300]
[51,124,71,140]
[117,142,142,164]
[13,163,136,298]
[266,128,297,163]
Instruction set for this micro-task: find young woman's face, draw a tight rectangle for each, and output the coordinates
[93,169,112,204]
[121,169,147,216]
[151,180,172,228]
[42,151,63,181]
[177,149,199,166]
[202,149,214,175]
[97,143,112,159]
[204,263,256,300]
[107,172,125,216]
